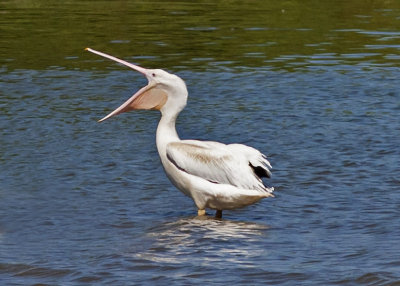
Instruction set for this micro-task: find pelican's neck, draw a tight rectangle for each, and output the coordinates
[155,79,187,159]
[156,110,180,157]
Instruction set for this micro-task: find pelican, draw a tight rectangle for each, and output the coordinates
[86,48,274,218]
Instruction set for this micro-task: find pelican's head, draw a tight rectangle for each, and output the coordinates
[85,48,188,122]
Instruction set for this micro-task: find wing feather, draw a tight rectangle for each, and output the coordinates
[166,140,273,193]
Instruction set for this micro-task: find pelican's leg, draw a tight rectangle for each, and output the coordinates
[198,209,206,216]
[215,210,222,218]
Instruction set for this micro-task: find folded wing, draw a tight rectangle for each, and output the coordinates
[166,140,273,193]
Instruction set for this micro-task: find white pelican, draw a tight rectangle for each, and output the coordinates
[86,48,274,218]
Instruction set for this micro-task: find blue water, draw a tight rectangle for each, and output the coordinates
[1,65,400,284]
[1,1,400,285]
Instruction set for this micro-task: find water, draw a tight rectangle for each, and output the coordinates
[1,1,400,285]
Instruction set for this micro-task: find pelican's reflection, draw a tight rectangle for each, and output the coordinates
[134,217,270,266]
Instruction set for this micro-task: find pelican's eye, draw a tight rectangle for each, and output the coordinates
[152,73,156,77]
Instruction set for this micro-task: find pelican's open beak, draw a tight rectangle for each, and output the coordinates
[85,48,167,122]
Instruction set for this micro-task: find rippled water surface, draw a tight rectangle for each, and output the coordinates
[1,1,400,285]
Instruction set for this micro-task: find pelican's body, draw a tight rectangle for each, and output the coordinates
[86,48,274,217]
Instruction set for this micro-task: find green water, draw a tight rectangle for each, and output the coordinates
[2,0,399,71]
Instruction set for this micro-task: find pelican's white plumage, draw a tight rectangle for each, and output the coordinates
[86,48,274,218]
